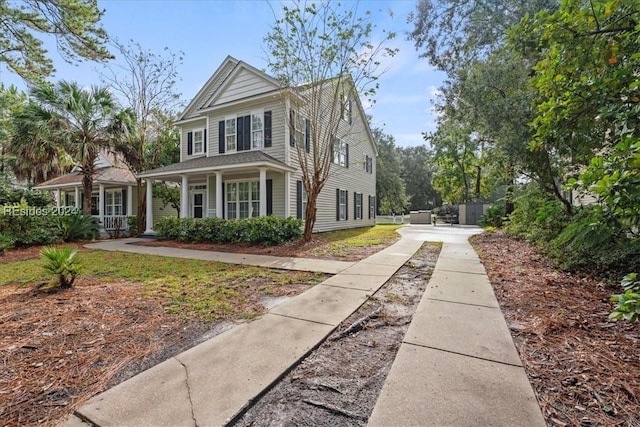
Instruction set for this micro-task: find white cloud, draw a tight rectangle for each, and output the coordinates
[393,133,427,147]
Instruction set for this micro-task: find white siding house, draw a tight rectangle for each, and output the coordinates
[138,56,377,234]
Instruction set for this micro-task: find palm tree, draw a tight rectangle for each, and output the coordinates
[9,101,74,185]
[22,81,124,214]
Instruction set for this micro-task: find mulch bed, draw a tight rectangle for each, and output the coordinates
[470,231,640,427]
[133,237,393,262]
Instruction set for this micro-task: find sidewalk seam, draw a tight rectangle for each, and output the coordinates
[401,342,523,368]
[425,297,499,310]
[269,312,336,327]
[435,268,486,275]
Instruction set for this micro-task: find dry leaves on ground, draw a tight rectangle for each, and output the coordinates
[470,231,640,427]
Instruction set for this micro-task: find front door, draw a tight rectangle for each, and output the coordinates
[192,191,204,218]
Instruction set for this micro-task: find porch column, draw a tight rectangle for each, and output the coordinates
[216,172,223,219]
[284,171,291,218]
[74,187,80,210]
[127,185,133,216]
[180,175,189,218]
[98,184,105,226]
[259,168,267,217]
[56,189,61,208]
[144,179,154,235]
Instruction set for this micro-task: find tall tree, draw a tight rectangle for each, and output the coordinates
[0,0,112,84]
[373,127,410,215]
[265,0,397,240]
[8,99,73,185]
[409,0,557,74]
[398,145,441,210]
[99,40,183,233]
[0,84,28,181]
[18,81,124,214]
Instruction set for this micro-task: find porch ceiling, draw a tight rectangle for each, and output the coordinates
[137,151,295,181]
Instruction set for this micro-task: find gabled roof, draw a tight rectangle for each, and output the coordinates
[34,166,137,190]
[137,151,295,178]
[178,56,283,122]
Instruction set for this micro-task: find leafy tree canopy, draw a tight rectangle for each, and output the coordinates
[0,0,112,85]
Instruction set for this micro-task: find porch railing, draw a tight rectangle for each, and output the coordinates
[101,215,129,231]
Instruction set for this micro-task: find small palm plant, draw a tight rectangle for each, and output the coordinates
[41,246,82,289]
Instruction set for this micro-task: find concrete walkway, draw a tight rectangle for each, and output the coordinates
[64,226,545,427]
[367,226,545,426]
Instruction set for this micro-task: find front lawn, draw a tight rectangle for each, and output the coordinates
[0,249,325,426]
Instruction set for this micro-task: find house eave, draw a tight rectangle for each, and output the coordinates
[137,160,296,180]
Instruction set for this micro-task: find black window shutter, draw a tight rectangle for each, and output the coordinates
[354,192,357,220]
[266,179,273,215]
[289,110,295,147]
[243,115,251,150]
[222,182,225,218]
[336,189,340,221]
[237,116,245,152]
[345,191,349,220]
[203,129,207,152]
[368,195,371,219]
[305,119,310,153]
[296,180,303,219]
[218,121,225,154]
[187,132,193,155]
[264,111,272,147]
[345,143,350,168]
[122,189,127,215]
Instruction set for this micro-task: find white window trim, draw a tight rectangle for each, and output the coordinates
[251,109,264,150]
[225,116,237,153]
[302,185,308,220]
[105,189,123,217]
[334,138,347,167]
[193,129,204,155]
[225,179,260,219]
[355,192,362,220]
[339,189,347,220]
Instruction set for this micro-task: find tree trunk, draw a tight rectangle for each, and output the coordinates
[475,165,482,200]
[136,179,145,236]
[303,191,318,242]
[82,172,93,216]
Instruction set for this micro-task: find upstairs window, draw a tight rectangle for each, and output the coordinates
[225,118,236,152]
[333,138,349,167]
[252,112,264,149]
[342,94,352,124]
[187,128,207,155]
[364,155,373,173]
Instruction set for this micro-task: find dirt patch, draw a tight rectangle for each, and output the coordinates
[232,243,440,426]
[470,231,640,427]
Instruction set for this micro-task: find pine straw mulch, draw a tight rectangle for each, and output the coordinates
[133,234,399,262]
[470,231,640,427]
[0,246,315,427]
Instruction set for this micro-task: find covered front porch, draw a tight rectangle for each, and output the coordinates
[33,168,136,232]
[137,152,295,235]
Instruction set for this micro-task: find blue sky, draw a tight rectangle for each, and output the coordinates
[0,0,444,148]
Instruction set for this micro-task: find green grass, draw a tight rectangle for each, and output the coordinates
[313,224,402,254]
[0,249,325,322]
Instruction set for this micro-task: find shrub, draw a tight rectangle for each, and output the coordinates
[55,214,99,242]
[504,185,568,245]
[127,216,138,236]
[0,202,61,247]
[609,273,640,323]
[154,215,303,246]
[41,246,82,289]
[547,207,640,275]
[478,202,506,228]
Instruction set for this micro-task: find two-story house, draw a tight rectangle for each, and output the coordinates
[138,56,377,235]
